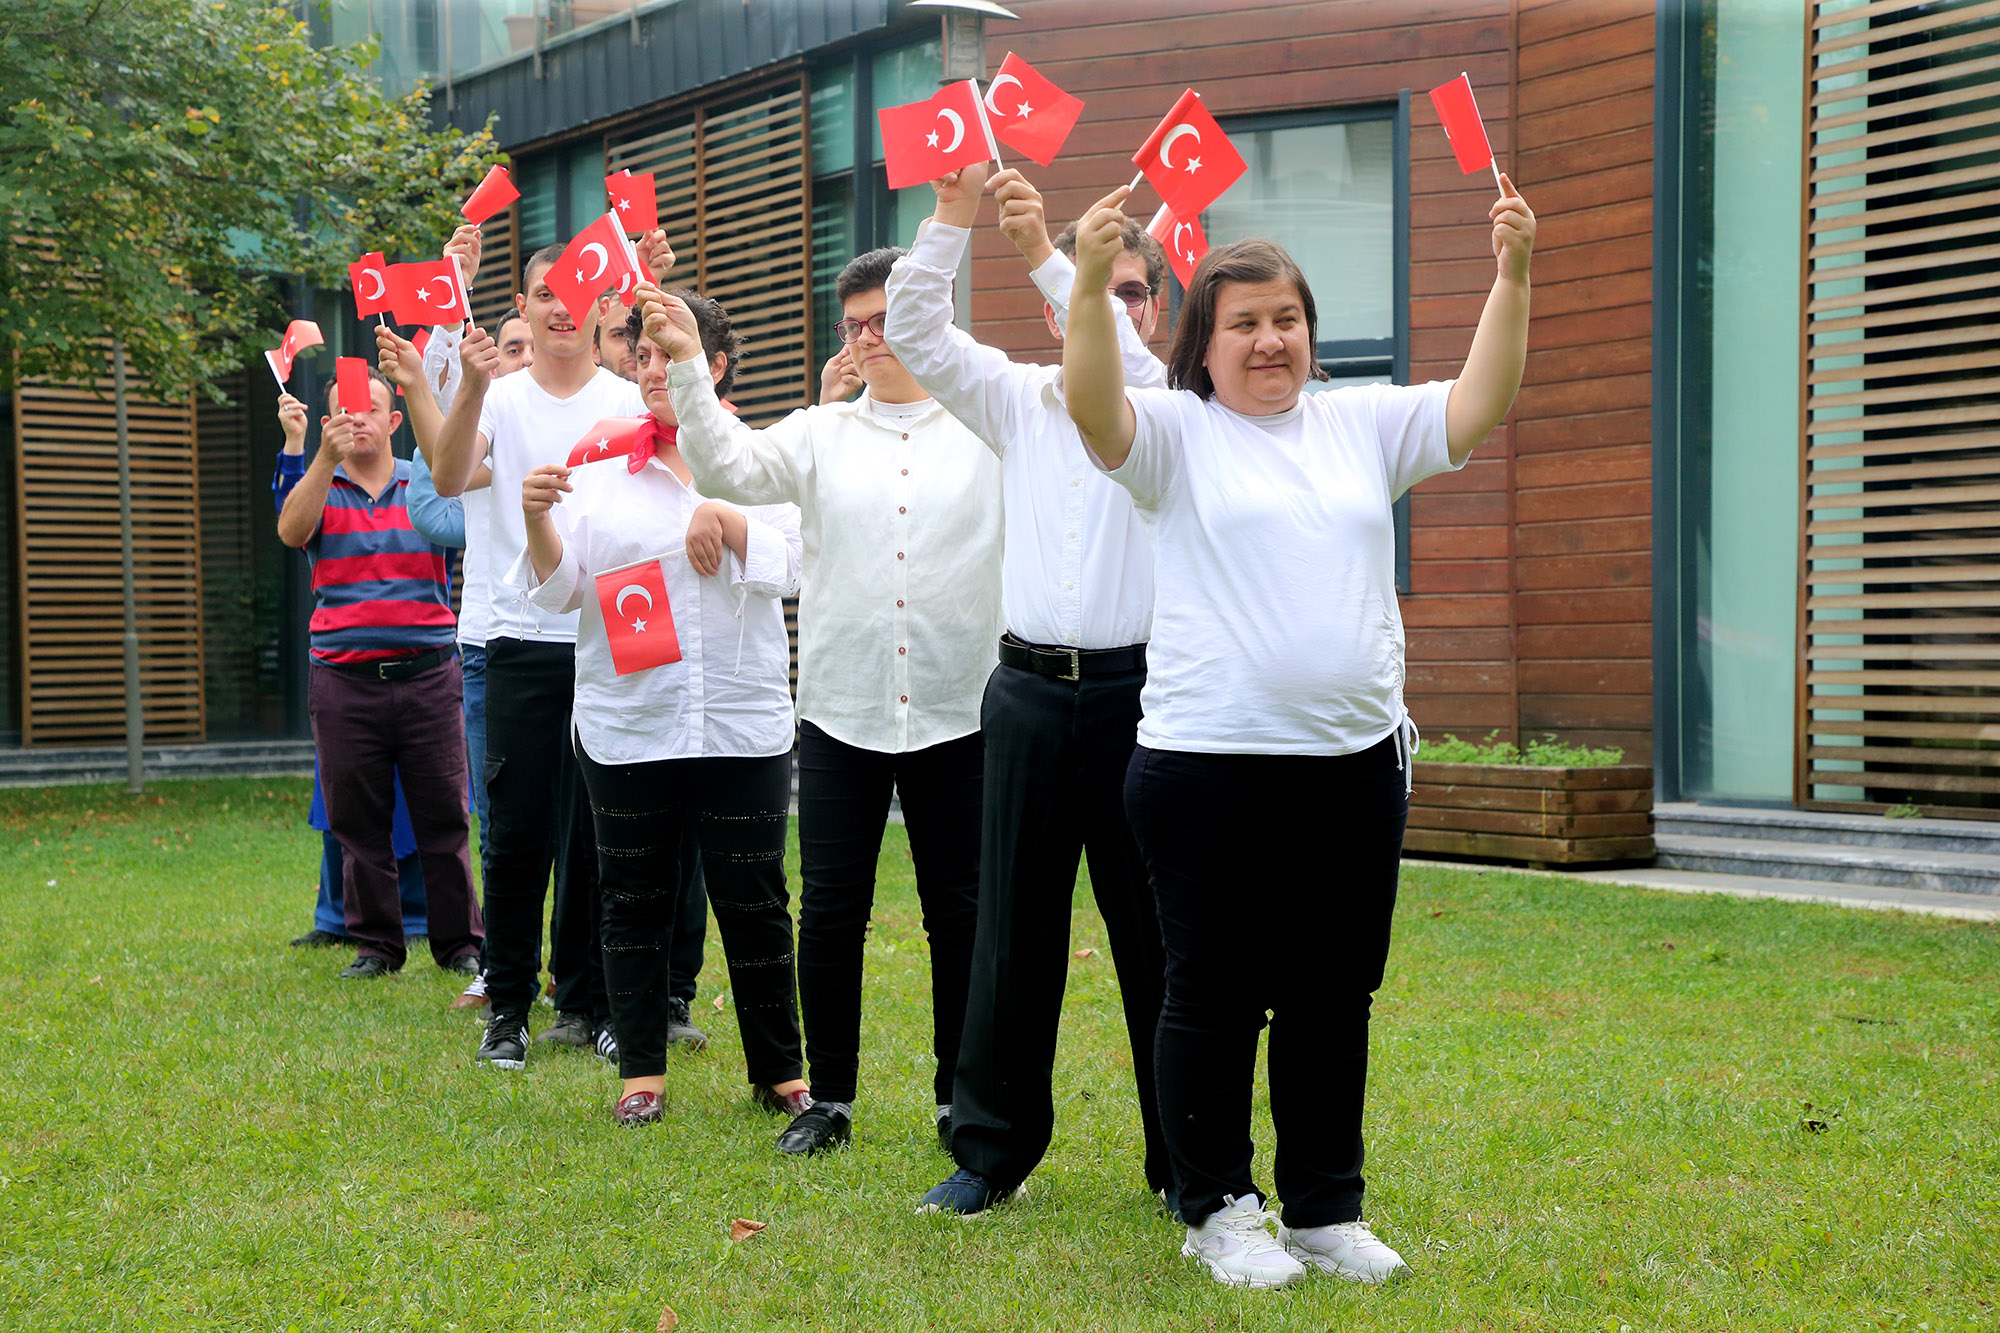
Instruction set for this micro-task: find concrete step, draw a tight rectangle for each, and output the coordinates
[0,741,316,789]
[1655,832,2000,897]
[1655,802,2000,855]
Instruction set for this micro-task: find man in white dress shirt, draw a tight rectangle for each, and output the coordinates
[884,164,1177,1216]
[651,248,1005,1156]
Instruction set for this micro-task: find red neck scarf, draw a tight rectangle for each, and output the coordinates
[628,418,678,474]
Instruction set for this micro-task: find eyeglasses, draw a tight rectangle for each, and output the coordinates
[835,312,888,343]
[1110,282,1156,312]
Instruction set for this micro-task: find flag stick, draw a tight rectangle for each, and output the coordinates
[265,351,286,390]
[1126,168,1145,195]
[1492,160,1506,194]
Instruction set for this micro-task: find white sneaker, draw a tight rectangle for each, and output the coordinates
[1278,1219,1409,1284]
[1180,1194,1307,1289]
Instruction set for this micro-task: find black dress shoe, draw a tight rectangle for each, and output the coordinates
[445,951,481,976]
[290,929,350,949]
[776,1103,851,1156]
[339,955,395,980]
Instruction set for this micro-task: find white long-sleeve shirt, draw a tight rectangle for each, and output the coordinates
[505,452,803,765]
[885,220,1168,650]
[668,358,1004,754]
[418,323,491,648]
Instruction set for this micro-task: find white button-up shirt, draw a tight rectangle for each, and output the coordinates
[668,359,1004,754]
[505,452,803,766]
[885,220,1168,650]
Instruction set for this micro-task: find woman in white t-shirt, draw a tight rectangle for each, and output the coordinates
[1062,178,1537,1290]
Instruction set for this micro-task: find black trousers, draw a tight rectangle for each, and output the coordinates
[795,720,982,1105]
[479,637,604,1023]
[1125,737,1407,1229]
[671,825,708,1007]
[951,660,1170,1195]
[576,747,803,1083]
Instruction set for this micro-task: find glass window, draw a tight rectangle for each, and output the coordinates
[868,38,944,162]
[811,61,855,178]
[567,139,606,232]
[811,176,854,380]
[516,151,558,251]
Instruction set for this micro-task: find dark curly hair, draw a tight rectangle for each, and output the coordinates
[626,290,742,401]
[835,247,906,303]
[1052,219,1167,295]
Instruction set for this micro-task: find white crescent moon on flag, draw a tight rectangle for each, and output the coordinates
[1173,223,1196,263]
[615,584,653,619]
[582,242,610,281]
[935,108,966,154]
[424,276,456,305]
[1159,122,1202,169]
[360,269,386,302]
[985,74,1022,113]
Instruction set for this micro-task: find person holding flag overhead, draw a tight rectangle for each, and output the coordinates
[651,243,1003,1159]
[882,161,1176,1218]
[1060,170,1536,1287]
[506,288,810,1129]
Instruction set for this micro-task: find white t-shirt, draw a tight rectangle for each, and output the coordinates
[475,366,646,643]
[1106,380,1460,755]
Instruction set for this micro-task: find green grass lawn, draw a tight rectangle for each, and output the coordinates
[2,779,1995,1331]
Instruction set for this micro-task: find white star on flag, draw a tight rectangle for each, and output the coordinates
[1185,156,1202,174]
[615,197,630,212]
[590,439,609,454]
[1016,102,1032,117]
[926,130,940,147]
[632,618,647,632]
[416,287,431,302]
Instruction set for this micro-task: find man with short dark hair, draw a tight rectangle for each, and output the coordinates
[277,368,483,980]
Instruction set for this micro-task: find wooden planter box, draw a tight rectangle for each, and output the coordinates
[1405,762,1654,866]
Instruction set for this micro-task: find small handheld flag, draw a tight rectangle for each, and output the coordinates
[1129,90,1246,222]
[462,165,521,225]
[547,213,646,322]
[265,319,324,387]
[349,253,391,320]
[1428,73,1502,190]
[386,257,472,326]
[594,559,682,675]
[566,416,654,470]
[985,53,1084,167]
[333,357,374,415]
[878,79,1002,190]
[605,170,659,234]
[1145,205,1209,291]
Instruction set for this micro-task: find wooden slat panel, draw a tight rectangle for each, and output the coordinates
[13,346,206,746]
[470,204,519,327]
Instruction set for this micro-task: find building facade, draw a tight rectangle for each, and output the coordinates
[5,0,1996,820]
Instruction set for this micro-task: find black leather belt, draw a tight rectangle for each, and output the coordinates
[316,644,457,681]
[998,634,1146,682]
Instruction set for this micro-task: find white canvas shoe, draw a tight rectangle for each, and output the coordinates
[1278,1218,1410,1284]
[1180,1194,1307,1290]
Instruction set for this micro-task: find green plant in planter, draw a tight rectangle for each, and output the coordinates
[1422,731,1627,767]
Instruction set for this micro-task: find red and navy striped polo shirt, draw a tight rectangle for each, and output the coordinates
[306,459,457,664]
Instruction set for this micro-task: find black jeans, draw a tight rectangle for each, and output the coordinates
[795,720,982,1106]
[951,661,1170,1195]
[576,747,802,1083]
[479,637,603,1023]
[671,824,708,1007]
[1125,737,1408,1229]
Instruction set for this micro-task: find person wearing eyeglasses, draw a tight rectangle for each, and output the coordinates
[652,248,1003,1157]
[879,162,1177,1220]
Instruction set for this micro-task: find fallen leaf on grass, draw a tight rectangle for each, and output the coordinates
[656,1306,678,1332]
[1074,948,1096,959]
[730,1217,767,1242]
[711,990,728,1012]
[87,975,101,985]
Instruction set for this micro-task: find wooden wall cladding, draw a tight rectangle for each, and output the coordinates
[470,203,521,328]
[11,356,206,745]
[978,0,1655,762]
[1800,1,2000,817]
[606,74,813,427]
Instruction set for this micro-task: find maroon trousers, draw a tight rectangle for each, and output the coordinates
[307,656,483,969]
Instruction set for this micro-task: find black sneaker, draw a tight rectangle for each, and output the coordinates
[594,1022,619,1066]
[666,998,709,1051]
[339,955,395,980]
[776,1102,852,1156]
[916,1168,1021,1217]
[537,1010,594,1048]
[290,929,350,949]
[476,1012,529,1070]
[445,951,481,977]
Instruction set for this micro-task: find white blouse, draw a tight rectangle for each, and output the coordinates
[507,451,802,765]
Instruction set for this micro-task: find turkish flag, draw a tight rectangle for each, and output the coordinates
[594,559,682,675]
[566,416,653,469]
[264,319,324,385]
[350,252,392,318]
[985,53,1084,167]
[605,170,658,234]
[1145,205,1209,291]
[386,257,471,326]
[1428,74,1495,176]
[1131,90,1245,222]
[334,357,374,415]
[879,79,1002,190]
[547,212,645,323]
[462,164,520,225]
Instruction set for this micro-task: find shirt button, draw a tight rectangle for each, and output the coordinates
[901,433,909,441]
[901,468,909,476]
[898,646,906,655]
[1066,582,1075,590]
[897,552,905,560]
[1067,531,1077,539]
[896,599,904,608]
[898,506,906,514]
[1070,478,1081,487]
[900,694,908,703]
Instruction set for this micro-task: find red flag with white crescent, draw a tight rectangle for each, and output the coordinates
[461,164,521,225]
[594,559,682,675]
[605,169,658,234]
[1131,90,1245,222]
[265,319,324,385]
[386,257,470,325]
[878,79,1002,190]
[566,416,653,469]
[1145,205,1208,290]
[985,53,1084,167]
[546,212,645,324]
[349,252,391,318]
